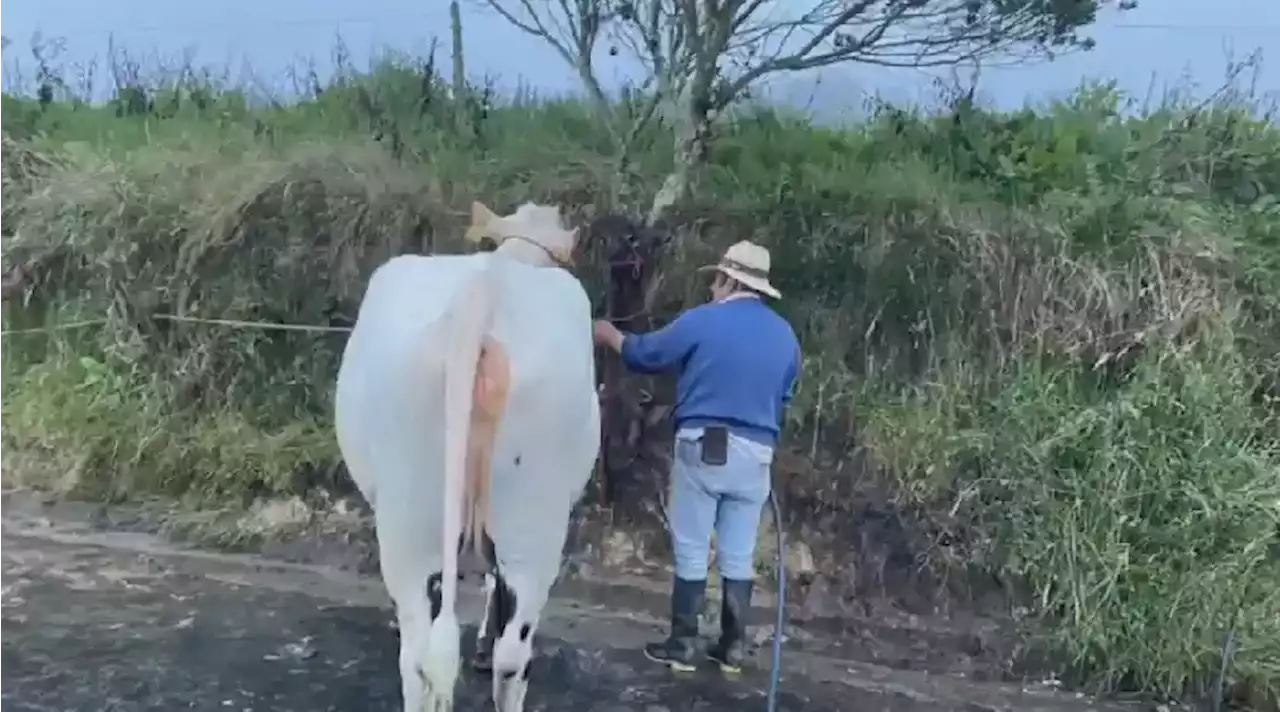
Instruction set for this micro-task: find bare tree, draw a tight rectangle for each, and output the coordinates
[479,0,1133,223]
[450,1,471,138]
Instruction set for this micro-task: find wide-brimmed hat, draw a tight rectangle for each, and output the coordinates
[464,201,577,266]
[697,240,781,299]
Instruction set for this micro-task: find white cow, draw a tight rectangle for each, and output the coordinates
[334,201,601,712]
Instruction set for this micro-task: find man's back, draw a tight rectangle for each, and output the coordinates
[621,296,800,447]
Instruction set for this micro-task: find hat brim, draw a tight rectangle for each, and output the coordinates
[698,264,781,299]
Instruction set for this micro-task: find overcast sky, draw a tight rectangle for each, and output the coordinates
[2,0,1277,118]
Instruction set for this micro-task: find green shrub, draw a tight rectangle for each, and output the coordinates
[864,336,1280,695]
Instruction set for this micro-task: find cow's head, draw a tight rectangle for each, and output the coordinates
[588,215,669,278]
[466,201,579,268]
[584,214,670,329]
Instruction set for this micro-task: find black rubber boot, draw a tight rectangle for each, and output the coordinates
[643,577,705,671]
[707,577,752,673]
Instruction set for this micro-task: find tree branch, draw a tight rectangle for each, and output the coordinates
[481,0,1127,221]
[704,0,1113,109]
[479,0,617,141]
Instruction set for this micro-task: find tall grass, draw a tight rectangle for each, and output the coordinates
[2,49,1278,704]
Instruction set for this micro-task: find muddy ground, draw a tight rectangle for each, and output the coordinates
[1,491,1148,712]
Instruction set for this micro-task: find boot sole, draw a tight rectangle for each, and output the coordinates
[643,648,697,672]
[706,654,742,675]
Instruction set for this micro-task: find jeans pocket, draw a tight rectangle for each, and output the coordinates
[729,435,775,468]
[675,438,701,467]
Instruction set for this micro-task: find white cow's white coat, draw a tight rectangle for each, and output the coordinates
[335,235,600,712]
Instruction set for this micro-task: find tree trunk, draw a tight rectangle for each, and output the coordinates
[646,86,713,226]
[449,1,469,138]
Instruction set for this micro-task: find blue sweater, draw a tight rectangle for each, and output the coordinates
[620,296,801,447]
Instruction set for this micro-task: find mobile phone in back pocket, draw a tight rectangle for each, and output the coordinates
[700,426,729,466]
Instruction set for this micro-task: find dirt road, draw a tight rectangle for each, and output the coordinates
[1,501,1127,712]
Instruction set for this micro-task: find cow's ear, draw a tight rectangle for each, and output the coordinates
[465,201,500,244]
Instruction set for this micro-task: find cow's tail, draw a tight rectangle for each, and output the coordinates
[423,261,499,706]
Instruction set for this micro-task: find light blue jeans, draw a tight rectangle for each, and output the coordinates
[668,426,774,582]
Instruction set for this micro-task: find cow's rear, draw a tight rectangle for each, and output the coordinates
[335,202,599,712]
[335,253,498,712]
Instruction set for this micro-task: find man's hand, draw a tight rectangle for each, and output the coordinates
[592,320,625,353]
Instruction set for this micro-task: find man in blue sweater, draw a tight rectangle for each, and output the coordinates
[593,240,801,674]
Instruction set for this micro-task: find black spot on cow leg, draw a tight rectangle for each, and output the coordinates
[426,572,443,621]
[514,454,521,466]
[502,669,518,681]
[493,572,518,637]
[519,623,531,641]
[481,530,498,573]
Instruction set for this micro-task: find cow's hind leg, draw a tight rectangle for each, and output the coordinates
[472,531,501,673]
[490,570,546,712]
[399,609,427,712]
[472,572,498,672]
[396,614,427,706]
[395,571,448,712]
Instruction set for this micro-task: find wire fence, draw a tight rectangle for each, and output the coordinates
[0,314,354,337]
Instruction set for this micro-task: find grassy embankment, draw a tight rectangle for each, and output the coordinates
[2,55,1278,703]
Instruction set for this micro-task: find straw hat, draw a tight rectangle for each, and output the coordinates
[697,240,781,299]
[465,201,577,266]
